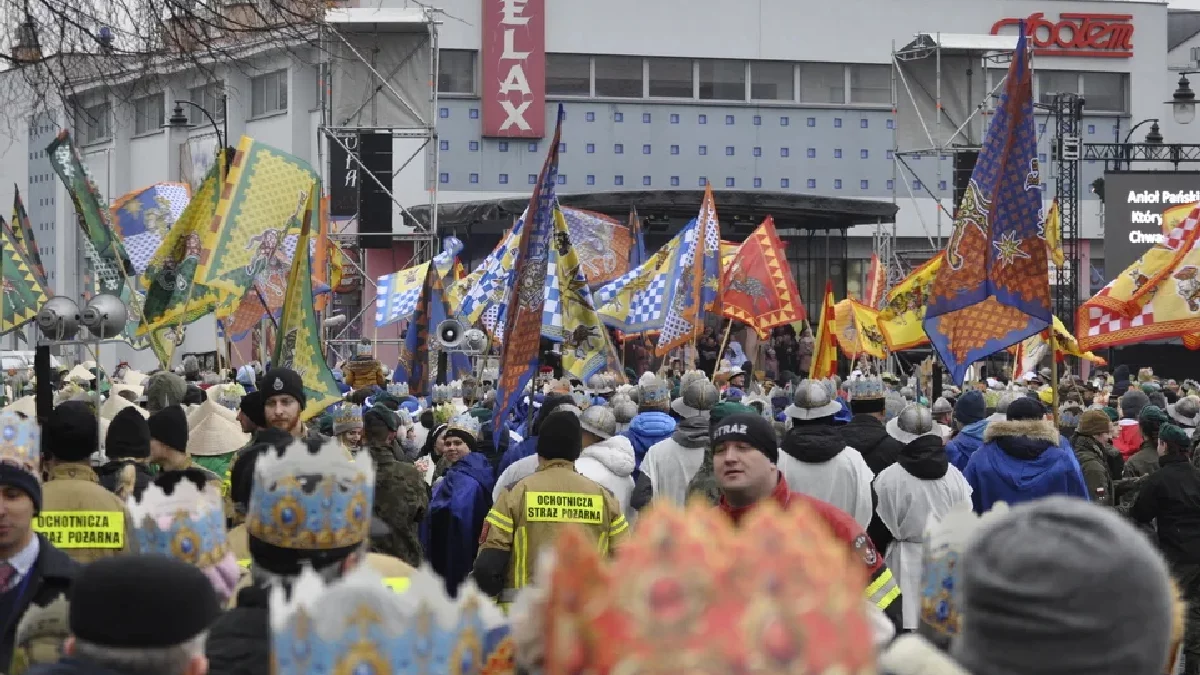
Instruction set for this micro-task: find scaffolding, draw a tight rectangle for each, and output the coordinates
[316,6,441,364]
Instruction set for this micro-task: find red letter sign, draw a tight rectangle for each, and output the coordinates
[481,0,546,138]
[990,12,1133,58]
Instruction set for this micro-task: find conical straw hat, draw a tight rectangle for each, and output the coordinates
[188,397,238,432]
[187,411,248,457]
[2,396,36,418]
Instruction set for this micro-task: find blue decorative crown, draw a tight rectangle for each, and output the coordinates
[332,404,364,435]
[246,437,375,551]
[128,478,230,568]
[269,565,513,675]
[638,375,670,406]
[0,411,39,479]
[446,413,481,441]
[387,383,409,397]
[847,376,885,401]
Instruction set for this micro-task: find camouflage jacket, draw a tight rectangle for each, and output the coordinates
[367,444,429,567]
[685,446,721,506]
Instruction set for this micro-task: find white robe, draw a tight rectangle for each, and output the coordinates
[640,436,706,507]
[874,461,973,630]
[777,448,875,528]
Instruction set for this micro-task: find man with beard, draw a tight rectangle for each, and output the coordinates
[260,368,323,441]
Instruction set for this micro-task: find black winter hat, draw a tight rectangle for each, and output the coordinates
[711,413,779,463]
[537,410,583,462]
[69,554,220,648]
[261,368,306,409]
[43,401,98,463]
[1006,396,1045,422]
[105,407,151,460]
[148,405,189,453]
[239,390,266,428]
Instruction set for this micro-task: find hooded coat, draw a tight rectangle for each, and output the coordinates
[419,452,495,595]
[841,414,904,475]
[621,411,676,477]
[962,419,1088,514]
[640,414,710,507]
[1072,433,1115,506]
[945,419,989,472]
[778,424,875,528]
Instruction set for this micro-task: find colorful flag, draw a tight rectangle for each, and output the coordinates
[560,207,631,287]
[194,136,320,298]
[110,183,192,275]
[46,131,135,294]
[864,253,886,308]
[593,231,680,334]
[718,217,805,338]
[457,223,522,325]
[1164,202,1197,237]
[0,218,48,334]
[272,193,342,421]
[834,299,887,360]
[810,280,838,379]
[433,236,465,282]
[877,255,941,351]
[314,195,332,313]
[494,104,564,448]
[11,187,47,293]
[923,26,1052,385]
[393,263,470,396]
[1043,198,1065,268]
[375,262,432,328]
[656,184,721,356]
[330,241,347,292]
[628,207,646,269]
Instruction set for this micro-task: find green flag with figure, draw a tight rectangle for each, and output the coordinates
[0,218,48,334]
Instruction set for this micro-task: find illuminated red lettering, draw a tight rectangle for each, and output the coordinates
[990,12,1134,58]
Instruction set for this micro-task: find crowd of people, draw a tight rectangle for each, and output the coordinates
[0,343,1194,674]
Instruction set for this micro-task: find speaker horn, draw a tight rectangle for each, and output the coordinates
[437,319,465,349]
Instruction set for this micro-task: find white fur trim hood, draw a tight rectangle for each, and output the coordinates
[582,435,636,478]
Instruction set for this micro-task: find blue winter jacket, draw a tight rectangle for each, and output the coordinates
[946,418,991,471]
[963,418,1089,514]
[622,411,677,477]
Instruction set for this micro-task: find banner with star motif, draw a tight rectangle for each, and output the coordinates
[923,25,1051,385]
[719,216,805,339]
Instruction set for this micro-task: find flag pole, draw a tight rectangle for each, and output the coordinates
[711,320,733,384]
[1049,325,1060,428]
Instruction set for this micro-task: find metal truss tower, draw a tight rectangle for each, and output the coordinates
[1047,93,1084,330]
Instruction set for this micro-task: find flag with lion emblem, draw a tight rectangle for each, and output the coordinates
[719,216,805,339]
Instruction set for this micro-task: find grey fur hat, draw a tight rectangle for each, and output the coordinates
[142,372,187,413]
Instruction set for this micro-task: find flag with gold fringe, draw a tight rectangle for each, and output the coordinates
[877,255,941,351]
[1043,198,1065,267]
[0,217,47,334]
[810,280,838,379]
[719,216,805,338]
[834,299,887,360]
[864,253,886,308]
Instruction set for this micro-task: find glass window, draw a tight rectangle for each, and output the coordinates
[251,70,288,116]
[594,56,642,97]
[699,59,745,100]
[546,54,590,96]
[1037,70,1079,104]
[1082,72,1128,112]
[849,64,890,104]
[751,61,794,101]
[649,58,693,98]
[133,93,164,135]
[78,102,111,144]
[187,84,225,126]
[798,63,845,103]
[438,50,475,94]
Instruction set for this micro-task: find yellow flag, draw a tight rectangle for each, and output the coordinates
[1044,199,1065,267]
[834,299,887,359]
[877,254,942,351]
[810,281,838,379]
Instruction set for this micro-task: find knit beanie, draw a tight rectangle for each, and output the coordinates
[1102,406,1119,422]
[143,372,187,412]
[1139,405,1169,440]
[1160,423,1191,451]
[147,405,189,453]
[261,368,306,409]
[1076,409,1112,438]
[1005,396,1045,422]
[105,407,151,460]
[42,401,98,463]
[238,390,266,428]
[1149,391,1168,411]
[1121,389,1150,421]
[710,413,778,463]
[709,401,755,426]
[953,497,1173,675]
[954,390,987,426]
[537,410,583,462]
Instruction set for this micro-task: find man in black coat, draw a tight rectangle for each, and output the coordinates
[840,376,903,475]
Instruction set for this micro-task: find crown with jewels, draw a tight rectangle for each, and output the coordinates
[846,375,885,401]
[269,565,515,675]
[541,500,875,673]
[387,382,409,398]
[446,412,481,441]
[432,384,452,403]
[333,404,364,435]
[127,475,231,569]
[0,411,39,480]
[637,374,670,406]
[246,436,376,551]
[449,380,463,399]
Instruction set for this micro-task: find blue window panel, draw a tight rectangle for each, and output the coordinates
[615,175,624,186]
[860,118,869,128]
[725,146,735,156]
[559,142,566,152]
[586,143,595,153]
[807,117,816,127]
[861,179,869,190]
[912,155,920,160]
[643,144,652,155]
[726,114,735,125]
[557,174,566,185]
[439,108,449,118]
[1087,124,1096,134]
[528,174,538,185]
[860,149,869,159]
[439,140,449,151]
[614,112,624,122]
[499,174,509,184]
[699,176,707,186]
[1038,152,1047,162]
[807,178,816,189]
[439,173,449,184]
[913,180,922,189]
[887,119,895,129]
[748,146,760,158]
[586,111,596,122]
[1039,123,1046,133]
[469,108,479,119]
[670,113,680,124]
[643,112,652,123]
[671,144,680,155]
[643,175,652,186]
[780,116,790,127]
[699,145,708,155]
[834,118,843,128]
[726,177,735,187]
[887,179,894,190]
[754,177,762,188]
[940,153,949,161]
[528,142,538,152]
[469,173,479,184]
[587,175,595,185]
[499,141,509,152]
[886,149,894,159]
[939,180,948,190]
[469,141,480,152]
[615,143,624,154]
[834,179,842,189]
[834,148,843,158]
[699,114,707,124]
[671,176,680,186]
[806,148,816,159]
[781,178,791,188]
[781,147,790,158]
[753,115,762,125]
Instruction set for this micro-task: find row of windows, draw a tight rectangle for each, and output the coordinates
[437,173,902,190]
[989,69,1130,113]
[441,139,895,159]
[439,51,891,105]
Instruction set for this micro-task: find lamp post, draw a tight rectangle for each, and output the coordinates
[1168,73,1197,126]
[166,95,230,180]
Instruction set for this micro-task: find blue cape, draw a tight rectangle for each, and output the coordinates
[419,452,496,595]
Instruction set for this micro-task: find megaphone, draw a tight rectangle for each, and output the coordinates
[323,314,347,327]
[463,328,489,354]
[437,319,465,349]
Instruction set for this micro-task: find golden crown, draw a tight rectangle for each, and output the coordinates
[446,413,481,441]
[332,404,363,434]
[128,477,231,569]
[0,411,39,479]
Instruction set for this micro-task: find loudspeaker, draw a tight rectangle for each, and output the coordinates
[437,319,464,349]
[952,151,979,217]
[358,132,393,249]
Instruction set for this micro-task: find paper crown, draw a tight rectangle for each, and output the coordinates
[846,375,885,401]
[387,382,409,397]
[128,476,230,568]
[446,412,481,441]
[432,384,452,403]
[449,380,463,399]
[246,437,376,551]
[332,404,364,434]
[0,411,39,479]
[269,565,514,675]
[211,382,246,410]
[356,341,373,356]
[541,501,875,674]
[638,375,670,406]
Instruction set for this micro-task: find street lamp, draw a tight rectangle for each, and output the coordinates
[1124,118,1162,144]
[1168,74,1197,126]
[165,95,230,176]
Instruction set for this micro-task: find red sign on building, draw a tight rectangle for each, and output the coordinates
[480,0,546,138]
[990,12,1134,58]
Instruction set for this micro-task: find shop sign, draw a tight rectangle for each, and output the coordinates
[481,0,546,138]
[990,12,1134,58]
